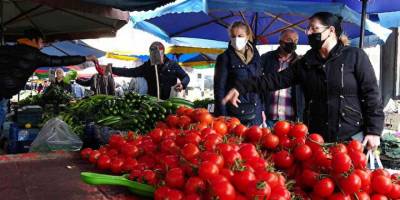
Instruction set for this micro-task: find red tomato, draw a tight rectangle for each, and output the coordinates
[246,181,271,200]
[210,181,236,200]
[121,158,138,173]
[270,186,291,200]
[355,191,371,200]
[121,143,139,158]
[201,128,217,138]
[330,143,348,155]
[273,121,291,137]
[216,143,233,154]
[220,168,234,182]
[160,139,178,154]
[245,126,263,143]
[184,177,206,195]
[313,178,335,197]
[195,123,208,131]
[372,175,393,195]
[233,124,247,137]
[288,123,308,138]
[245,157,267,172]
[142,169,157,185]
[339,172,362,194]
[278,136,292,149]
[327,193,351,200]
[232,169,256,193]
[184,131,201,145]
[301,169,319,188]
[222,150,242,168]
[149,128,164,143]
[178,115,192,128]
[200,152,224,170]
[213,121,228,136]
[176,106,187,116]
[166,168,186,189]
[184,194,201,200]
[354,169,371,190]
[372,169,390,178]
[332,153,352,173]
[391,173,400,184]
[89,150,101,164]
[154,186,171,200]
[166,115,180,128]
[96,154,111,170]
[349,150,367,169]
[371,195,388,200]
[108,134,125,149]
[313,147,332,169]
[198,161,219,180]
[238,143,260,159]
[80,148,93,160]
[347,140,364,153]
[110,158,124,174]
[306,133,324,151]
[257,171,279,189]
[198,113,213,125]
[293,144,312,161]
[389,183,400,199]
[181,143,200,160]
[165,189,184,200]
[203,134,222,151]
[262,133,280,149]
[273,150,294,169]
[261,127,271,136]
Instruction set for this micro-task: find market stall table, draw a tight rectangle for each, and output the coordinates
[0,151,146,200]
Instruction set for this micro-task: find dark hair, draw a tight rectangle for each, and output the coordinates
[23,29,44,40]
[310,12,343,38]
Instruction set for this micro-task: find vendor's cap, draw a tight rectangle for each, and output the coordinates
[149,41,165,51]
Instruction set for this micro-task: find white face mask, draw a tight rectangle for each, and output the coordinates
[231,37,247,50]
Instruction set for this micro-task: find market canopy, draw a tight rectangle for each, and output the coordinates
[81,0,176,11]
[131,0,391,46]
[41,40,105,57]
[0,0,129,42]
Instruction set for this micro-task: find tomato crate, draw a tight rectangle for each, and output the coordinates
[7,123,39,154]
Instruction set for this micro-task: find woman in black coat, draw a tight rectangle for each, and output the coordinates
[214,21,263,126]
[223,12,383,149]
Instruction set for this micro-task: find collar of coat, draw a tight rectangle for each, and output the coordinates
[272,48,299,64]
[303,42,346,68]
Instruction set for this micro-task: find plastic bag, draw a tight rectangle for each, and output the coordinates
[169,86,184,98]
[366,149,384,170]
[29,118,83,152]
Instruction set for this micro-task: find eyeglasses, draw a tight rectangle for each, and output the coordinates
[305,26,329,34]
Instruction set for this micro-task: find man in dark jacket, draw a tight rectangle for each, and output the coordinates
[110,42,190,100]
[260,29,304,127]
[77,64,116,96]
[0,29,97,127]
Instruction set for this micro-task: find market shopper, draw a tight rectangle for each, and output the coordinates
[54,68,72,92]
[76,64,116,96]
[214,21,264,126]
[0,29,98,127]
[222,12,383,149]
[260,29,304,127]
[109,42,190,100]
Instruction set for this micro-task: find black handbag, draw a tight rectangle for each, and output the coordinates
[227,103,256,122]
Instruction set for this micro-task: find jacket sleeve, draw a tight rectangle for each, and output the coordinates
[35,51,86,67]
[235,60,300,95]
[355,50,384,136]
[214,54,229,116]
[111,63,147,77]
[172,62,190,88]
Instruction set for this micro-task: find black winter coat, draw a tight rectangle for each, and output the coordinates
[260,49,305,121]
[235,43,384,142]
[214,44,263,125]
[0,44,86,98]
[112,57,190,100]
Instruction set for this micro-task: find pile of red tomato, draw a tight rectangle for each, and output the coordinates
[80,107,400,200]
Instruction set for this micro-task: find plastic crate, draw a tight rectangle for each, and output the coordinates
[7,123,39,154]
[15,105,43,127]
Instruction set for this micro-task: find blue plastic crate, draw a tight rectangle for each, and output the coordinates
[7,123,39,154]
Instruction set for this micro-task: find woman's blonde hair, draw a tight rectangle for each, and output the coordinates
[228,21,253,42]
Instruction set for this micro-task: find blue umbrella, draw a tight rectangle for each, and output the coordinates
[131,0,391,48]
[41,40,105,57]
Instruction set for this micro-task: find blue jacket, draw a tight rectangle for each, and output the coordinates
[112,57,190,100]
[214,44,263,125]
[260,49,305,121]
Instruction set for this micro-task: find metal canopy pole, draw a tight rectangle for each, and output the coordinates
[359,0,368,49]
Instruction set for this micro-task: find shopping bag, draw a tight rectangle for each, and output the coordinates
[366,149,384,170]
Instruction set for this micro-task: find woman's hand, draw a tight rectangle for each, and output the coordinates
[222,88,241,107]
[362,134,381,149]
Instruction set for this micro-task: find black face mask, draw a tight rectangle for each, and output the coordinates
[280,41,297,54]
[308,32,328,50]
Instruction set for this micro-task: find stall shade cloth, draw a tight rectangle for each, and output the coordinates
[0,0,129,42]
[131,0,391,46]
[81,0,176,11]
[41,40,105,57]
